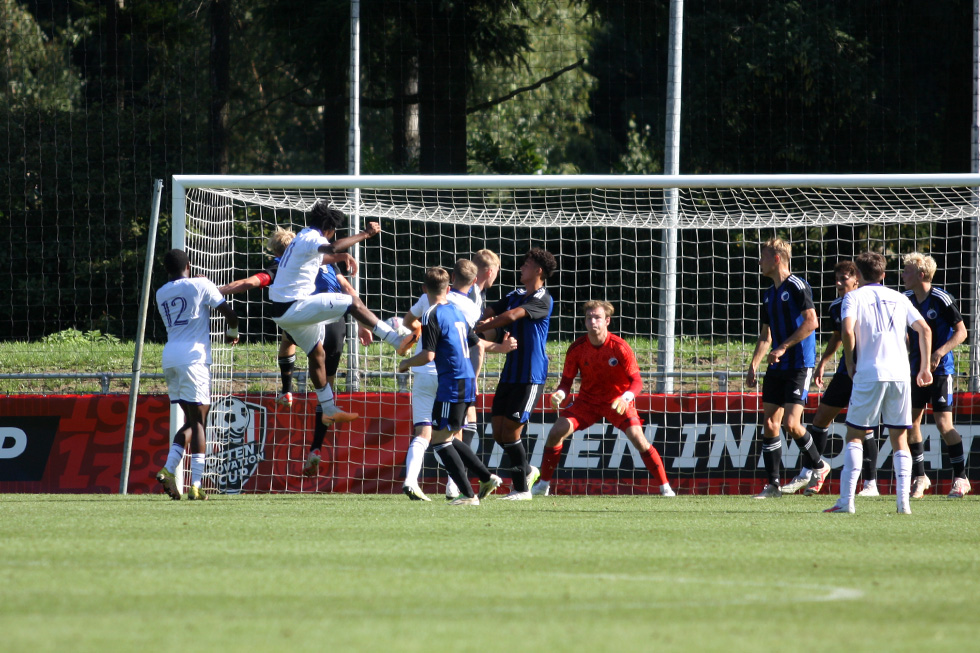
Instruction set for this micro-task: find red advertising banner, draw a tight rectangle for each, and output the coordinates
[1,393,978,495]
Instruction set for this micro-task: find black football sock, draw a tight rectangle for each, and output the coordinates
[503,441,530,491]
[795,430,823,469]
[761,436,782,486]
[452,439,491,482]
[278,355,296,394]
[806,424,830,457]
[909,440,926,477]
[461,424,478,448]
[432,442,474,498]
[862,432,878,481]
[947,440,966,479]
[311,405,328,452]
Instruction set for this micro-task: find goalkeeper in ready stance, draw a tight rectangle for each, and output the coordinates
[532,300,674,497]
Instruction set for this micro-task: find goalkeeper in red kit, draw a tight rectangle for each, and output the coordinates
[531,300,675,497]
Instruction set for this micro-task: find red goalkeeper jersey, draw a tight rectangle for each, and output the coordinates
[556,334,643,403]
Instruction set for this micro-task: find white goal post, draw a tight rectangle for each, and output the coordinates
[167,173,980,496]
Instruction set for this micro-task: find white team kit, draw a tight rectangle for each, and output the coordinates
[841,283,924,429]
[269,227,354,354]
[409,289,481,425]
[156,277,226,405]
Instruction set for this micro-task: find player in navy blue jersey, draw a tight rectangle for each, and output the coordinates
[475,247,557,500]
[746,238,821,498]
[805,261,880,497]
[901,253,971,498]
[398,268,509,506]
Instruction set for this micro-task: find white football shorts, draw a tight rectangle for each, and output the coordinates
[164,362,211,405]
[411,372,439,428]
[272,293,354,355]
[846,379,912,430]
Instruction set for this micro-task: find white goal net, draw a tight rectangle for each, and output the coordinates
[171,174,980,496]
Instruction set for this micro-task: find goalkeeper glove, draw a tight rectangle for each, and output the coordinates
[611,391,635,415]
[550,390,566,410]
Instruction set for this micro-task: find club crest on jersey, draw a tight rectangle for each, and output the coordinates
[207,396,268,494]
[927,309,938,320]
[608,357,619,367]
[781,291,790,301]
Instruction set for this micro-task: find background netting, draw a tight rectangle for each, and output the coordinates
[181,178,980,494]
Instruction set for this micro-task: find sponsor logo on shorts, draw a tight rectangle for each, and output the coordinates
[208,396,268,494]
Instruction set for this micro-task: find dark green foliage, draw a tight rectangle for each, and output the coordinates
[1,0,974,344]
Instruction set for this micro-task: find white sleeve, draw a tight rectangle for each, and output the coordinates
[840,292,855,320]
[410,294,429,318]
[202,280,225,308]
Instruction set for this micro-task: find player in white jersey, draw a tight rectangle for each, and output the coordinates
[268,200,405,425]
[824,252,932,514]
[154,249,240,501]
[467,249,500,321]
[400,259,514,501]
[461,249,501,469]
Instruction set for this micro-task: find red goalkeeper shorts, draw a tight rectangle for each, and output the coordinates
[562,398,642,432]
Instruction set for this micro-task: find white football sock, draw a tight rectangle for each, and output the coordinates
[372,321,402,347]
[165,443,185,475]
[404,435,429,487]
[839,440,862,509]
[190,453,205,488]
[893,449,912,508]
[315,384,335,407]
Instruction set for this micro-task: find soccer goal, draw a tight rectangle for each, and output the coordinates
[170,173,980,496]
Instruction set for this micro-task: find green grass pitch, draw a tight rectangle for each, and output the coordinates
[2,494,979,652]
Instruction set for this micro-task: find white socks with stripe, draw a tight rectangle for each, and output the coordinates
[838,440,863,510]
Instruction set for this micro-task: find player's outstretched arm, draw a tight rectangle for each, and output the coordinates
[218,273,268,295]
[398,350,435,374]
[475,306,527,334]
[329,222,381,253]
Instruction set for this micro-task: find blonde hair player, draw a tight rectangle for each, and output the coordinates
[901,252,971,498]
[746,238,822,499]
